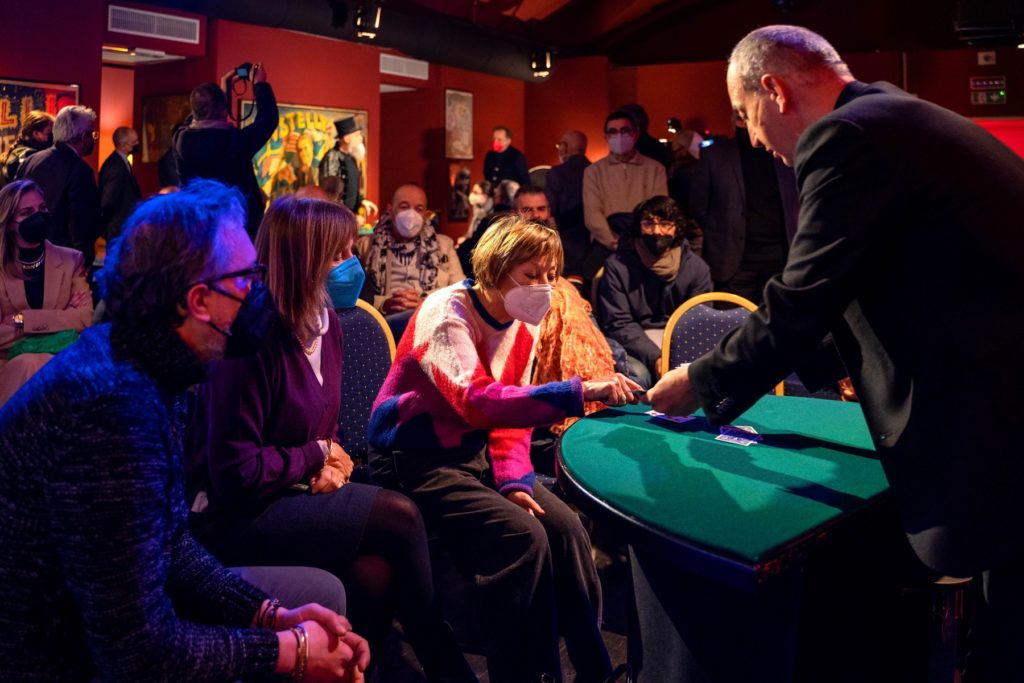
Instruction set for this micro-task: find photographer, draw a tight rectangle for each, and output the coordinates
[173,62,278,236]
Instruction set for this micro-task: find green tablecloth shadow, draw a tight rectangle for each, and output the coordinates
[559,396,889,565]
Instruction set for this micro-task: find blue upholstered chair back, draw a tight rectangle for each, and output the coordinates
[335,300,396,464]
[662,292,784,395]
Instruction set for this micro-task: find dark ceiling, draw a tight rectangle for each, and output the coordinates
[391,0,1003,65]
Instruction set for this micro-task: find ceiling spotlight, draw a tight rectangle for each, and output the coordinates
[531,48,552,78]
[355,1,382,39]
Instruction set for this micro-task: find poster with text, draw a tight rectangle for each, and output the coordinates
[242,101,367,202]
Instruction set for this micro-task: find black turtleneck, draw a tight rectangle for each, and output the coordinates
[19,244,45,309]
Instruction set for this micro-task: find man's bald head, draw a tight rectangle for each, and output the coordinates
[728,25,851,93]
[559,130,587,156]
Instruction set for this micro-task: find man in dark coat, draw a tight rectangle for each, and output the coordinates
[648,25,1024,680]
[173,64,278,236]
[483,126,530,188]
[17,105,100,265]
[545,130,591,278]
[98,126,142,241]
[318,116,364,213]
[690,123,798,304]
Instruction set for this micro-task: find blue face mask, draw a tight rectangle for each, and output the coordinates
[327,256,366,309]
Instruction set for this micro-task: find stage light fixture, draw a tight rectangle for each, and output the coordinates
[531,48,552,78]
[355,1,383,39]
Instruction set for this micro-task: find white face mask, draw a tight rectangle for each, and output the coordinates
[501,274,553,326]
[607,133,635,156]
[394,208,424,238]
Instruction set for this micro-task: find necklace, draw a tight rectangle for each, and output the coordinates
[296,333,320,356]
[19,254,44,271]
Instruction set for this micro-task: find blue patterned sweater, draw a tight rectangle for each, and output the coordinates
[0,323,279,681]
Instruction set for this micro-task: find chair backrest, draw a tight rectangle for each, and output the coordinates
[335,299,397,463]
[661,292,783,396]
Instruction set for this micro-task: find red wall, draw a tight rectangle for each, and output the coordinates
[379,87,440,214]
[99,66,135,165]
[1,0,106,171]
[524,57,611,166]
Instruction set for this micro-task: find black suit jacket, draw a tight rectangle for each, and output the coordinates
[691,135,798,283]
[690,81,1024,576]
[17,143,99,265]
[98,152,141,240]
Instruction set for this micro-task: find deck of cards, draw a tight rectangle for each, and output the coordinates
[715,425,762,446]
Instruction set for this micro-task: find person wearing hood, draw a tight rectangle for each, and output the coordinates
[2,110,53,185]
[354,183,464,342]
[596,196,712,388]
[173,64,278,237]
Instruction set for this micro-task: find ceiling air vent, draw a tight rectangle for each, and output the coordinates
[380,53,430,80]
[108,5,201,45]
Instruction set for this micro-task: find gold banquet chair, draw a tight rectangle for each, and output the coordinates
[660,291,783,396]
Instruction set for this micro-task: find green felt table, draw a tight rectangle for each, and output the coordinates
[557,395,890,590]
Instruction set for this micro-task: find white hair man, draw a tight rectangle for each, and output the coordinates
[17,105,100,265]
[647,24,1024,681]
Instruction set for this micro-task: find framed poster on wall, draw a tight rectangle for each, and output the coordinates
[0,77,80,163]
[445,89,473,160]
[141,93,191,163]
[242,101,368,202]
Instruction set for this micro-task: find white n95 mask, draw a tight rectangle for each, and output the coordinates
[394,209,424,238]
[501,275,553,326]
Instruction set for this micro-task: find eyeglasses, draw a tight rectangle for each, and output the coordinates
[640,218,677,233]
[605,126,636,137]
[88,131,99,140]
[189,264,266,296]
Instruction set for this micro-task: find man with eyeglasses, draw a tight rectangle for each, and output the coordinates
[18,105,101,267]
[582,109,667,281]
[0,179,369,681]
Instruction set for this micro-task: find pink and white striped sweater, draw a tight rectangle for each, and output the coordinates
[368,280,584,494]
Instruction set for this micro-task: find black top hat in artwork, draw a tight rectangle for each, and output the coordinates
[334,116,360,137]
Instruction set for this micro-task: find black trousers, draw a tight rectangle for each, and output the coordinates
[371,445,611,683]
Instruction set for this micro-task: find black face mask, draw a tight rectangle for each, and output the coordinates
[17,211,50,245]
[642,233,677,255]
[207,280,278,357]
[81,135,95,157]
[130,143,142,157]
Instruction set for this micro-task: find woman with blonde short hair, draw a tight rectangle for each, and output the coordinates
[368,214,640,683]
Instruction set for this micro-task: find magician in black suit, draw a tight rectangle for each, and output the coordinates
[648,25,1024,681]
[99,127,142,241]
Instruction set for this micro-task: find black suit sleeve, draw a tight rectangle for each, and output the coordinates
[689,117,901,423]
[99,157,123,233]
[690,152,712,230]
[515,151,530,187]
[68,163,100,262]
[240,82,279,157]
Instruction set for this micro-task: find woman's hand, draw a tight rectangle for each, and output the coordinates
[68,289,90,309]
[582,373,644,406]
[326,442,354,482]
[310,464,346,494]
[506,490,545,517]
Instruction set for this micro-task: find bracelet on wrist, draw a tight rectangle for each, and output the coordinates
[290,625,308,681]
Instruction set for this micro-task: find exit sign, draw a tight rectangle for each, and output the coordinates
[971,90,1007,105]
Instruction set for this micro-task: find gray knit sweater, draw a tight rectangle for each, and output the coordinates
[0,323,279,681]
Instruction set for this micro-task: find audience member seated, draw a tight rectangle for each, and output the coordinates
[545,130,591,279]
[582,108,668,282]
[0,179,367,682]
[0,179,92,405]
[2,110,53,185]
[17,105,100,267]
[597,196,711,389]
[463,179,493,243]
[173,64,278,237]
[367,215,641,683]
[355,183,463,342]
[186,195,476,683]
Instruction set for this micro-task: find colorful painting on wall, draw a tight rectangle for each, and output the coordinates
[242,101,368,202]
[0,78,79,163]
[445,89,473,160]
